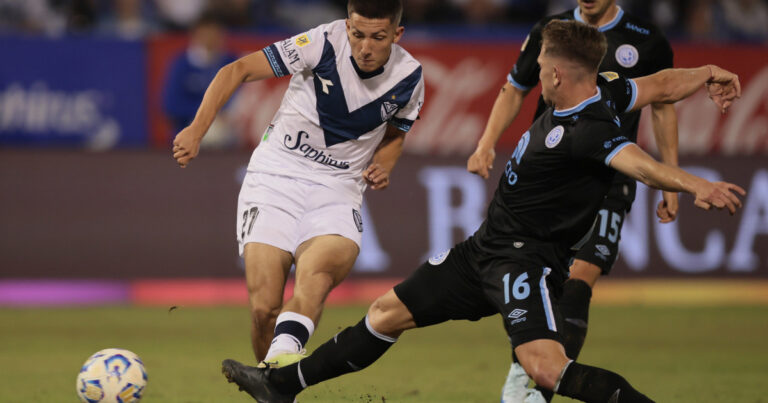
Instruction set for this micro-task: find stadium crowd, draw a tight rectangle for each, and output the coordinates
[0,0,765,42]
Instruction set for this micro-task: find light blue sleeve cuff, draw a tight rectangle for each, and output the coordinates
[507,73,533,91]
[389,117,414,132]
[263,45,288,77]
[625,79,638,112]
[604,142,633,166]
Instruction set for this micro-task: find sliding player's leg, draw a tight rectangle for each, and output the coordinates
[222,289,415,402]
[222,241,497,400]
[504,197,627,402]
[515,339,654,403]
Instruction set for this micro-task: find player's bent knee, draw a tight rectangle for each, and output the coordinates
[516,340,570,390]
[367,296,394,330]
[367,290,414,337]
[526,364,560,391]
[517,355,563,391]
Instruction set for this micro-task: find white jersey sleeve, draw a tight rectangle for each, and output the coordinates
[262,23,331,77]
[389,74,425,132]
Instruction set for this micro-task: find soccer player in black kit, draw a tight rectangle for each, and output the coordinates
[466,1,683,400]
[219,21,745,403]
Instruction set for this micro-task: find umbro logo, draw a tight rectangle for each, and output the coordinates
[595,244,611,256]
[596,244,611,256]
[508,309,527,325]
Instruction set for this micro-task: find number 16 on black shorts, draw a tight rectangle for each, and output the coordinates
[489,262,565,347]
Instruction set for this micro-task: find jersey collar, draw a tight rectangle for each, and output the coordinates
[573,6,624,32]
[553,87,602,117]
[349,56,385,79]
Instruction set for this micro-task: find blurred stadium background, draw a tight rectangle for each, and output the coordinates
[1,0,767,401]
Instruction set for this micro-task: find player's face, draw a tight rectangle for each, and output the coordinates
[346,13,404,72]
[577,0,616,19]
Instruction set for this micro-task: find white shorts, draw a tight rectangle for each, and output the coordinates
[236,172,363,256]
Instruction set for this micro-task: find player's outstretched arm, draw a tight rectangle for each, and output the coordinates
[630,65,740,114]
[172,51,276,168]
[610,144,746,215]
[364,126,406,190]
[468,82,530,179]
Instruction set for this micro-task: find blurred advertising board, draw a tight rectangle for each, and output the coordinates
[1,150,766,279]
[147,37,768,156]
[0,37,146,149]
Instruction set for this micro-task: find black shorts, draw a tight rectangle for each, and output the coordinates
[572,195,630,275]
[394,239,568,347]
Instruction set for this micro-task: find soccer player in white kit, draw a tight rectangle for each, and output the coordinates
[172,0,424,367]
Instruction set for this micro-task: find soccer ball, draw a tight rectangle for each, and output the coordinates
[76,348,147,403]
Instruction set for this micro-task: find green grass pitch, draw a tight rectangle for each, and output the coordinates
[1,304,766,402]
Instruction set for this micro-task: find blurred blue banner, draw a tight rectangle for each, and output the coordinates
[0,36,146,148]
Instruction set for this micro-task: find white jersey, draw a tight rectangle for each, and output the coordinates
[249,19,425,202]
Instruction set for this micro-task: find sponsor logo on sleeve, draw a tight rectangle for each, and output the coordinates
[604,136,629,149]
[280,39,300,65]
[295,33,311,47]
[599,71,620,82]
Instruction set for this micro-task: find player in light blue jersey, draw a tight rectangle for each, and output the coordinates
[172,0,424,368]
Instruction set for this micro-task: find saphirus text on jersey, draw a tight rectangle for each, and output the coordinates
[284,131,351,169]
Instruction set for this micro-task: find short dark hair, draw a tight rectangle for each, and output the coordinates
[347,0,403,25]
[541,20,607,73]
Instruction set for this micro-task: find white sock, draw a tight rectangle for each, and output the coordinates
[264,312,315,361]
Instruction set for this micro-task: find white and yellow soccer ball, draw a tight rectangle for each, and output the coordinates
[76,348,147,403]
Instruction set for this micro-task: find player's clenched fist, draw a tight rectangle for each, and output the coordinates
[172,126,204,168]
[467,146,495,179]
[363,163,390,190]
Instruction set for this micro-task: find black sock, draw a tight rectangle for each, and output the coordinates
[557,361,654,403]
[559,278,592,359]
[537,278,593,401]
[269,316,396,395]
